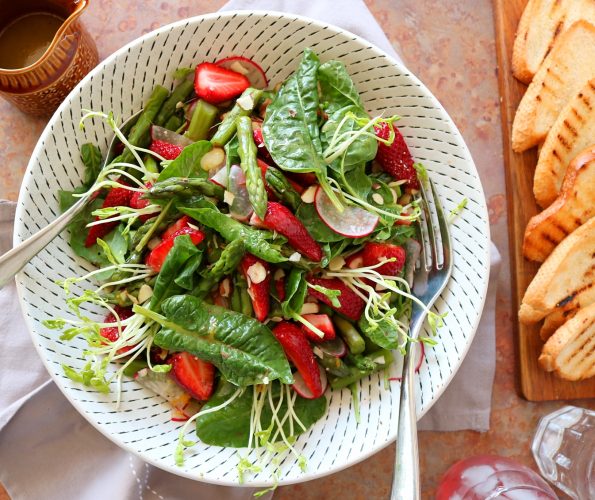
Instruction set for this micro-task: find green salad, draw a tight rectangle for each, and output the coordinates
[46,48,443,486]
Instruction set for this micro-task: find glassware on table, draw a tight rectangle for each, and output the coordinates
[0,0,98,117]
[532,405,594,500]
[436,455,557,499]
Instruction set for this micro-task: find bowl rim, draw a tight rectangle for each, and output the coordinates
[14,9,491,487]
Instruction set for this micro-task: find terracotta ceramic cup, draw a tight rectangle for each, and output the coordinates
[0,0,98,117]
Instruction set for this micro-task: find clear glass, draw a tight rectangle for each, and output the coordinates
[436,455,557,500]
[532,405,595,500]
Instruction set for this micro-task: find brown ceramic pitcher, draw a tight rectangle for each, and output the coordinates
[0,0,98,117]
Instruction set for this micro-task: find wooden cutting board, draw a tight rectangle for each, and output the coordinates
[492,0,595,401]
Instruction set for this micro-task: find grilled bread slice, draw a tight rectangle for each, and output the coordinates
[540,308,577,340]
[519,216,595,324]
[523,145,595,262]
[512,0,595,84]
[511,20,595,153]
[539,302,595,381]
[534,79,595,207]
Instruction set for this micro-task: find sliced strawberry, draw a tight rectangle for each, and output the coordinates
[215,56,268,89]
[345,250,365,269]
[252,121,275,164]
[162,215,192,240]
[272,322,324,398]
[169,352,215,401]
[150,139,184,160]
[395,211,413,226]
[375,122,419,190]
[361,242,406,276]
[194,62,250,104]
[263,202,323,262]
[301,314,336,343]
[100,306,135,354]
[85,184,134,247]
[146,227,205,273]
[240,253,271,322]
[273,269,286,301]
[130,182,154,222]
[307,277,365,321]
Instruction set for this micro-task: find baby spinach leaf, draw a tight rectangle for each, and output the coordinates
[318,61,377,170]
[192,239,245,298]
[224,135,240,171]
[150,235,200,311]
[262,49,330,184]
[174,252,203,290]
[146,295,293,386]
[281,268,307,318]
[358,315,399,350]
[81,143,103,186]
[180,207,287,263]
[195,381,327,447]
[157,141,212,181]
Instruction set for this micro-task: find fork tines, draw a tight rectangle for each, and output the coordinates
[416,179,448,272]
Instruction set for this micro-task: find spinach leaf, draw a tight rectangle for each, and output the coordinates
[68,199,127,268]
[150,235,200,311]
[224,135,240,170]
[192,239,245,298]
[174,252,203,290]
[318,61,377,170]
[195,381,327,447]
[180,207,287,263]
[150,295,293,386]
[157,141,212,181]
[262,49,327,176]
[343,163,372,199]
[281,268,307,318]
[58,186,87,212]
[358,315,399,350]
[81,143,103,186]
[295,203,346,243]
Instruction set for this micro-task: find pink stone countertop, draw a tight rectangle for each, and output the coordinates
[0,1,592,499]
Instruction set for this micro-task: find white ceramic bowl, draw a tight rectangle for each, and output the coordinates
[15,11,490,487]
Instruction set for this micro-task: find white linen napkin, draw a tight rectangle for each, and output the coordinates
[0,1,500,498]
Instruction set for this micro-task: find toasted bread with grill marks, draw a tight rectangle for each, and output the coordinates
[523,146,595,262]
[512,0,595,84]
[540,307,578,340]
[519,217,595,324]
[539,302,595,381]
[512,20,595,153]
[534,79,595,207]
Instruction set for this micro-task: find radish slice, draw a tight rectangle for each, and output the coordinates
[389,342,426,382]
[210,165,253,221]
[151,125,193,147]
[292,364,328,399]
[314,186,379,237]
[215,56,268,89]
[134,368,190,405]
[318,337,347,358]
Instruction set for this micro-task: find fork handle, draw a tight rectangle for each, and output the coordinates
[0,197,88,289]
[391,343,420,500]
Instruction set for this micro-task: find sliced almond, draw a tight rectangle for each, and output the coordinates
[200,147,225,172]
[137,284,153,304]
[246,262,267,284]
[300,303,320,315]
[329,255,346,271]
[301,185,317,204]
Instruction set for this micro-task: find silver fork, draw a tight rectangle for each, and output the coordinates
[391,179,453,500]
[0,111,142,289]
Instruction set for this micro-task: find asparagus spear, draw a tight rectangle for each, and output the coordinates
[154,79,194,126]
[236,115,267,219]
[210,88,263,146]
[265,166,302,211]
[334,316,366,355]
[146,177,224,200]
[185,99,218,141]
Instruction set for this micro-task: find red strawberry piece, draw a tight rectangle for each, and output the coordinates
[256,159,277,200]
[150,139,184,160]
[307,277,365,321]
[240,253,271,322]
[169,352,215,401]
[272,322,323,398]
[146,227,205,273]
[345,250,365,269]
[85,184,134,247]
[194,62,250,104]
[361,242,406,276]
[252,121,275,164]
[375,122,419,190]
[287,172,318,187]
[100,306,135,354]
[130,182,154,222]
[301,314,336,343]
[162,215,192,240]
[395,211,413,226]
[263,202,323,262]
[273,269,286,301]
